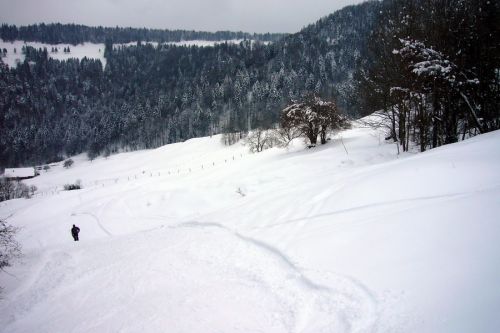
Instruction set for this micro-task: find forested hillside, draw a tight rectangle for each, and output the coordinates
[0,2,378,166]
[1,0,498,167]
[0,23,284,45]
[355,0,499,152]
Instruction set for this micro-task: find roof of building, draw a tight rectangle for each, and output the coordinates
[3,167,35,178]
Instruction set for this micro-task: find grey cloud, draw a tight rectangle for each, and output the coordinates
[0,0,365,33]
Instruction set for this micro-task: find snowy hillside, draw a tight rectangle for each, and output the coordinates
[1,123,499,332]
[0,39,255,68]
[0,39,106,68]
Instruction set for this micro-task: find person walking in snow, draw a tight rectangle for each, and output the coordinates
[71,224,80,241]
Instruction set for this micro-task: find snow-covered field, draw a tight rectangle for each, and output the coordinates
[115,39,250,49]
[0,122,499,332]
[0,39,106,68]
[0,39,254,68]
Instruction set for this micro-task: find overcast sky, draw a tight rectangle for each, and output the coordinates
[0,0,365,34]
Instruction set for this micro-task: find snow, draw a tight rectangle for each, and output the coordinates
[0,39,106,68]
[115,39,250,49]
[0,122,499,332]
[3,168,35,178]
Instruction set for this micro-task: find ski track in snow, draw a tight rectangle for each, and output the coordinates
[1,127,499,332]
[172,221,379,333]
[0,219,378,333]
[71,212,112,237]
[264,183,500,230]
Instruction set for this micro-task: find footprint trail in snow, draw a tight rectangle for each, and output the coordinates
[1,222,377,333]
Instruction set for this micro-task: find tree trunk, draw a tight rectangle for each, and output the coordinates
[390,106,397,142]
[307,123,318,146]
[320,129,327,144]
[459,92,484,134]
[309,134,317,145]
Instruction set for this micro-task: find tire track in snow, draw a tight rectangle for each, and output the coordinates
[174,221,378,332]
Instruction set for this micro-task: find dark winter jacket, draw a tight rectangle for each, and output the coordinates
[71,225,80,237]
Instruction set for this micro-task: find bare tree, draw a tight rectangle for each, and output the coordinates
[246,128,272,153]
[272,126,302,148]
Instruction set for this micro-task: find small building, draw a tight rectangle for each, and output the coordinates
[3,168,36,180]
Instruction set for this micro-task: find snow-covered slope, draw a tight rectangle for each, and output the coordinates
[0,39,106,68]
[0,39,255,68]
[1,123,499,332]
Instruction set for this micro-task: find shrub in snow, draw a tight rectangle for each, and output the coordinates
[64,180,82,191]
[272,127,302,148]
[0,179,32,202]
[246,128,275,153]
[29,185,37,196]
[0,219,21,273]
[63,159,74,168]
